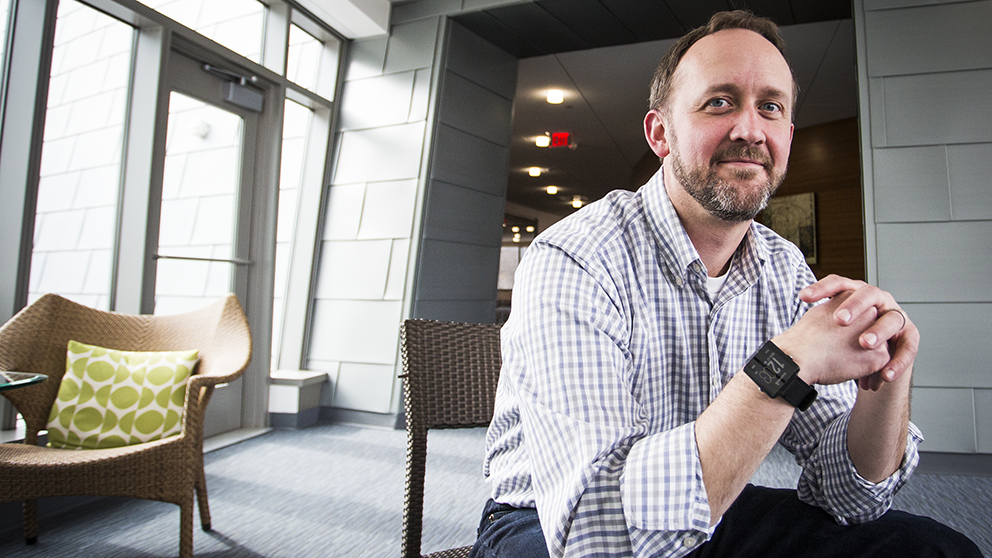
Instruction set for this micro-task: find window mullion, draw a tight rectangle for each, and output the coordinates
[113,24,170,314]
[262,0,289,76]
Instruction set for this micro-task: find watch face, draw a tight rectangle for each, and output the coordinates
[756,345,792,383]
[747,344,797,398]
[745,359,785,397]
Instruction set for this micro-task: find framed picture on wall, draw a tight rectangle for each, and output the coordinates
[762,192,817,265]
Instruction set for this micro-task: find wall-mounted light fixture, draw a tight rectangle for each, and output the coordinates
[528,167,542,177]
[535,134,550,147]
[547,89,564,104]
[546,185,558,195]
[572,195,585,209]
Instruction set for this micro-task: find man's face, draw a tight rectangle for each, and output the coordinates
[657,29,795,222]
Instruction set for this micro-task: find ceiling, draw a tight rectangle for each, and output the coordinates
[447,1,859,219]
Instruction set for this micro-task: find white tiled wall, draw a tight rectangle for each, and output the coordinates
[857,0,992,453]
[306,17,441,417]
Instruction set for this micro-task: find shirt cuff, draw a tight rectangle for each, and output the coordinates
[620,421,713,533]
[799,411,924,524]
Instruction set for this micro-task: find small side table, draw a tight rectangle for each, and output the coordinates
[0,372,47,392]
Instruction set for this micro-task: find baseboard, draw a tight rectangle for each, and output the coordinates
[318,407,401,430]
[269,407,320,429]
[917,451,992,477]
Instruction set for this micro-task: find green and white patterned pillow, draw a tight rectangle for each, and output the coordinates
[47,340,199,450]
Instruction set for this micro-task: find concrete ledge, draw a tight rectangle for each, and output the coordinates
[268,370,328,429]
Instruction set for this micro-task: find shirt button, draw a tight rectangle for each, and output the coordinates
[683,535,698,548]
[674,276,684,286]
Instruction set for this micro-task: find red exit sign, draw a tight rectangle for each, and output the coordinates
[551,132,570,147]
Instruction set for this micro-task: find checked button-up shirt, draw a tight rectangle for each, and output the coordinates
[483,168,923,558]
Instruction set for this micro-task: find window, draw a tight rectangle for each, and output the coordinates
[137,0,265,63]
[29,0,134,310]
[1,0,345,434]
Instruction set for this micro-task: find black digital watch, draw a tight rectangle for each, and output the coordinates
[743,340,817,411]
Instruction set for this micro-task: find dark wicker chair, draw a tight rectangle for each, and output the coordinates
[400,319,502,558]
[0,293,252,558]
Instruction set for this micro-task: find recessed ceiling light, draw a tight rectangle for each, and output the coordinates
[528,167,541,177]
[546,185,558,195]
[547,89,564,104]
[526,226,535,232]
[535,135,550,148]
[572,195,584,209]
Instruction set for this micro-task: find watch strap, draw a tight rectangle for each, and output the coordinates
[778,375,817,411]
[745,340,817,411]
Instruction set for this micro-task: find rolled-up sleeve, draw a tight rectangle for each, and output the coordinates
[785,382,924,524]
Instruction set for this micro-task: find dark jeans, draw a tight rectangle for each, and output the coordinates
[468,485,983,558]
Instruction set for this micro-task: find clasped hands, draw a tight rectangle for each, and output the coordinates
[774,275,918,391]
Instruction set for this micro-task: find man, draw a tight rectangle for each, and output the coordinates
[469,10,982,558]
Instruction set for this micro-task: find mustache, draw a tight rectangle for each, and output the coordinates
[710,144,772,169]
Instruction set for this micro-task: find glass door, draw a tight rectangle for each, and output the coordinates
[157,52,260,437]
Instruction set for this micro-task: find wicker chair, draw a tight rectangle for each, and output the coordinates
[400,319,502,558]
[0,293,252,558]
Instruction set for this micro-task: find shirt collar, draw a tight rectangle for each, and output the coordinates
[641,166,769,289]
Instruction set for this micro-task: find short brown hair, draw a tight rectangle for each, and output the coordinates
[648,10,798,117]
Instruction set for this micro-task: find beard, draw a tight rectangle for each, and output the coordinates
[668,136,787,223]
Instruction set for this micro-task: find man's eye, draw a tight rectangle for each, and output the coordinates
[707,98,730,109]
[761,102,783,113]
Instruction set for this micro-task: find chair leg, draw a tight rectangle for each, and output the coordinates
[179,499,194,558]
[195,464,212,531]
[23,499,38,544]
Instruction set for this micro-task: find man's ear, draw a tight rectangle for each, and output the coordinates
[644,109,670,158]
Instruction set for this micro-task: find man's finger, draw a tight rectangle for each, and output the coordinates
[799,274,866,303]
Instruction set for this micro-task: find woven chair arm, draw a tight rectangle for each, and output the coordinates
[193,341,252,384]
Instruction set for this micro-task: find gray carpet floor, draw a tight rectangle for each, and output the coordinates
[0,423,987,557]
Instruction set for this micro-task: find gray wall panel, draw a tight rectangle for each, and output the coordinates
[438,72,514,146]
[338,71,417,131]
[409,68,432,122]
[409,21,517,325]
[864,2,992,77]
[911,387,977,453]
[346,36,388,80]
[977,389,992,453]
[391,0,463,23]
[423,179,505,246]
[333,122,427,185]
[384,18,440,74]
[416,239,501,300]
[431,123,511,195]
[882,70,992,147]
[446,22,518,100]
[868,77,886,147]
[902,303,992,388]
[866,0,980,10]
[877,222,992,302]
[873,146,950,222]
[948,143,992,220]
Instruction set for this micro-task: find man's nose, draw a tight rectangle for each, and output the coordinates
[728,108,766,146]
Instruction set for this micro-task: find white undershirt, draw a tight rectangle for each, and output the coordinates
[706,272,729,299]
